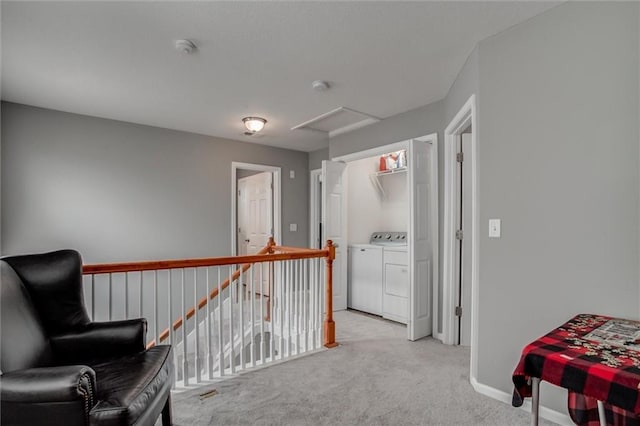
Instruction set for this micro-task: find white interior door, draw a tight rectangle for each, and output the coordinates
[242,172,273,254]
[408,139,434,341]
[238,171,273,296]
[322,160,347,311]
[237,178,249,255]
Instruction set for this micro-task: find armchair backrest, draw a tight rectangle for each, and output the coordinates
[3,250,90,336]
[0,262,53,373]
[1,250,91,373]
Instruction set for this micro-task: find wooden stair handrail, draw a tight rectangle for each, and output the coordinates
[82,247,330,275]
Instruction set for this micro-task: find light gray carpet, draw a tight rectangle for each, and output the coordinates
[171,310,555,425]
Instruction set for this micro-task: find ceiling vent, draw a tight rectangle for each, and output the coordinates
[291,107,380,138]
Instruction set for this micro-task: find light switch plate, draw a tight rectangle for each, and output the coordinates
[289,223,297,232]
[290,170,295,179]
[489,219,501,238]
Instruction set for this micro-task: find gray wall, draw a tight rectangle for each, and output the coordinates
[444,47,478,125]
[1,102,309,263]
[308,147,328,171]
[236,169,263,179]
[327,1,640,418]
[476,1,639,413]
[329,100,444,160]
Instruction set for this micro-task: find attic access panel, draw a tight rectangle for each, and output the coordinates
[291,107,380,138]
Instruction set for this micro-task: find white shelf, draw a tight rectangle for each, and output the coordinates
[369,167,407,197]
[374,167,407,177]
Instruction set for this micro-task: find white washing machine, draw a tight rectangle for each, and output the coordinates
[348,243,383,315]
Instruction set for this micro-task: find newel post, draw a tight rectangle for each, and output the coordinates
[323,240,338,348]
[267,236,276,254]
[266,237,276,322]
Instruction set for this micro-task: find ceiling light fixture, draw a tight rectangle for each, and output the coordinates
[242,117,267,134]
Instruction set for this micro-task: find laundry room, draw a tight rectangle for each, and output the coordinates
[313,135,437,340]
[346,150,410,325]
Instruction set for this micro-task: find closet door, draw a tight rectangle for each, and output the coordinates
[408,138,434,340]
[322,160,347,311]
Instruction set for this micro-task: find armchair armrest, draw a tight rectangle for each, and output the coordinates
[51,318,147,365]
[1,366,96,426]
[1,365,96,404]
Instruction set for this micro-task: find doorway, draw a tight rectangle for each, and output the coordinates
[318,135,439,341]
[456,130,473,346]
[309,169,322,250]
[231,162,281,255]
[442,95,478,376]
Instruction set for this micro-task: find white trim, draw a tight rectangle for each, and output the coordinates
[443,95,479,382]
[309,168,322,249]
[231,162,282,254]
[332,140,409,163]
[470,377,573,426]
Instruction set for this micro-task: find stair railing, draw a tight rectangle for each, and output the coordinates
[82,239,336,386]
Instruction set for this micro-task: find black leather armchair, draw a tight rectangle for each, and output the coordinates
[1,250,174,426]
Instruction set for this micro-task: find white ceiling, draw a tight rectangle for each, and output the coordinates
[1,1,559,152]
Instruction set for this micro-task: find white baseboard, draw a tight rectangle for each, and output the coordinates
[470,376,574,426]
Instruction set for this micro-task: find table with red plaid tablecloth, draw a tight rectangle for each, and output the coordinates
[512,314,640,426]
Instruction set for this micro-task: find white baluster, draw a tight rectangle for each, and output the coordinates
[167,270,173,346]
[239,267,245,371]
[91,275,95,321]
[108,273,113,321]
[194,268,201,383]
[228,266,235,374]
[293,261,298,355]
[206,267,213,379]
[169,270,177,388]
[259,263,265,365]
[269,261,276,362]
[309,260,314,350]
[217,267,223,377]
[286,260,292,358]
[302,259,307,353]
[250,265,255,368]
[297,260,302,354]
[125,272,129,319]
[181,268,188,386]
[278,261,284,360]
[139,271,143,319]
[154,270,158,347]
[316,258,322,348]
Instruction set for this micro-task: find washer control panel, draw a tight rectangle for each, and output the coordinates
[369,232,407,245]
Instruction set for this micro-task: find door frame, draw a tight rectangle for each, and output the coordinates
[309,168,322,249]
[442,95,478,376]
[333,134,439,339]
[231,162,282,255]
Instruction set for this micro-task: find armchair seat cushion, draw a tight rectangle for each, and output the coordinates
[89,345,173,426]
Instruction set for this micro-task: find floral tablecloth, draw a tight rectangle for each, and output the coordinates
[512,314,640,425]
